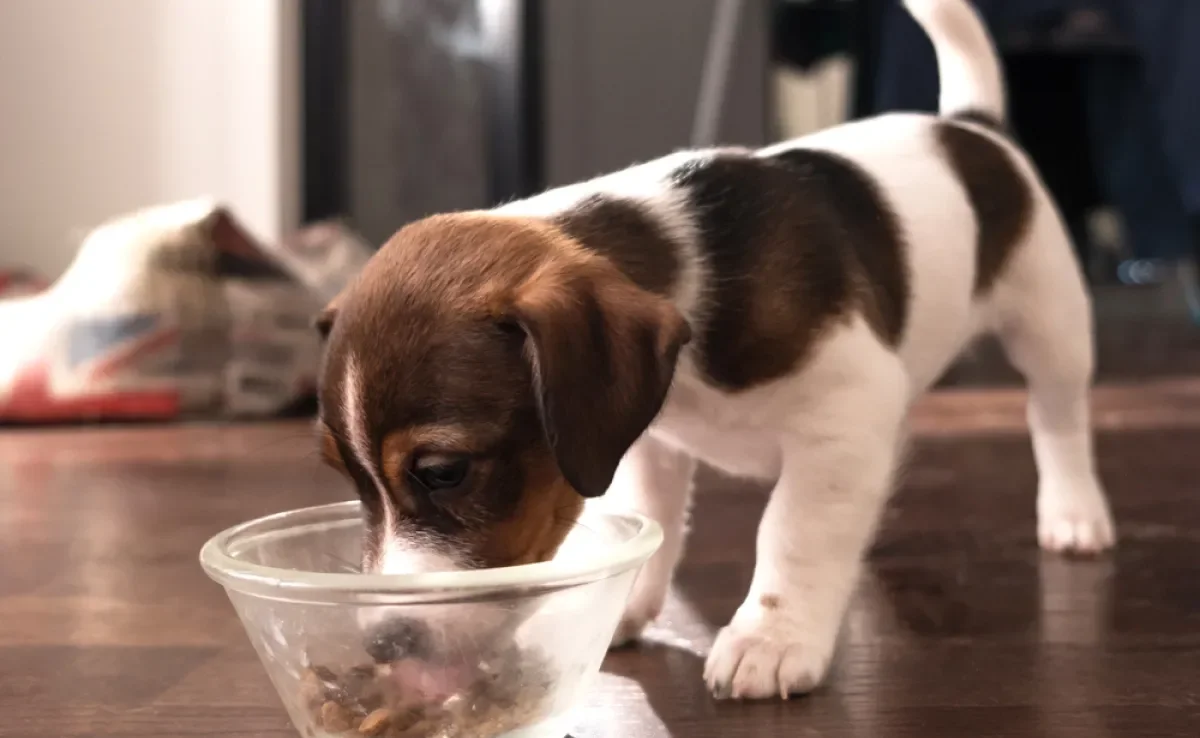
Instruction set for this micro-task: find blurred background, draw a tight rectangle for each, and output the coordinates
[0,0,1198,420]
[2,4,1199,736]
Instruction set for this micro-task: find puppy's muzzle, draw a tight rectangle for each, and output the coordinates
[358,602,531,666]
[363,616,434,663]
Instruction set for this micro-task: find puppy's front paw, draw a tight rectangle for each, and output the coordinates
[609,587,664,648]
[609,569,670,649]
[703,612,833,700]
[609,609,656,649]
[1038,485,1115,555]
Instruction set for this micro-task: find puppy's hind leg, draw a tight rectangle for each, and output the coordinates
[990,209,1114,554]
[600,434,698,647]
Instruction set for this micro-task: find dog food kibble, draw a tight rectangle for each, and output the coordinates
[320,700,355,732]
[356,709,393,736]
[301,647,551,738]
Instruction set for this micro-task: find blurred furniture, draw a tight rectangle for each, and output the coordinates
[866,0,1200,273]
[301,0,771,248]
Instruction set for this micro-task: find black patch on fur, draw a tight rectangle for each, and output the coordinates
[770,150,910,345]
[671,149,907,390]
[555,195,680,295]
[935,122,1034,294]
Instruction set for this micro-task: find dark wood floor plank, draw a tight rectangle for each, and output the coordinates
[2,384,1199,736]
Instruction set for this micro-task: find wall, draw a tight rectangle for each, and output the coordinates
[0,0,300,279]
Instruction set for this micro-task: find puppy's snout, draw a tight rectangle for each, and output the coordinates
[363,616,433,663]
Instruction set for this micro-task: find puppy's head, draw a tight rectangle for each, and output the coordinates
[316,213,689,580]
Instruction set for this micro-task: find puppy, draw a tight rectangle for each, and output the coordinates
[316,0,1115,700]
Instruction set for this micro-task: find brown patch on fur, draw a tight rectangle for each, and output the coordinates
[672,149,907,390]
[555,195,680,295]
[379,424,508,515]
[381,425,485,473]
[314,297,340,340]
[509,250,689,496]
[760,594,781,610]
[935,122,1033,294]
[314,309,336,339]
[317,424,346,474]
[379,430,418,514]
[467,449,584,567]
[374,428,584,566]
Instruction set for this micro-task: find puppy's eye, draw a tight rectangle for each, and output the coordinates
[411,455,471,492]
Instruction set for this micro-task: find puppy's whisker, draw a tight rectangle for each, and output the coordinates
[242,431,323,458]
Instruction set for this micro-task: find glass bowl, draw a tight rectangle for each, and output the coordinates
[200,501,661,738]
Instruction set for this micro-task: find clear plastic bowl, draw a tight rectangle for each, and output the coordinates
[200,501,661,738]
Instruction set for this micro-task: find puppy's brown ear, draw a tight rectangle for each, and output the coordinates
[509,262,690,497]
[314,302,338,341]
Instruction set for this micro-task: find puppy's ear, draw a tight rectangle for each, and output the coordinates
[509,261,690,497]
[314,302,339,341]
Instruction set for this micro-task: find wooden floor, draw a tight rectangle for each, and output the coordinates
[2,381,1200,737]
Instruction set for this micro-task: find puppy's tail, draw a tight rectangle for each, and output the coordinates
[903,0,1005,124]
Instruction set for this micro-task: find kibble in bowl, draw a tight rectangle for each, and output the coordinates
[200,501,661,738]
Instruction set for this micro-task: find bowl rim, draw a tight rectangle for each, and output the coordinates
[199,500,663,603]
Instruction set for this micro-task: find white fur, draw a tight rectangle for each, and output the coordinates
[342,353,459,576]
[377,536,460,576]
[694,317,909,698]
[599,434,699,647]
[341,353,387,501]
[495,0,1111,699]
[903,0,1006,119]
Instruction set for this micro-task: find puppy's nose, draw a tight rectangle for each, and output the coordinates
[363,616,433,663]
